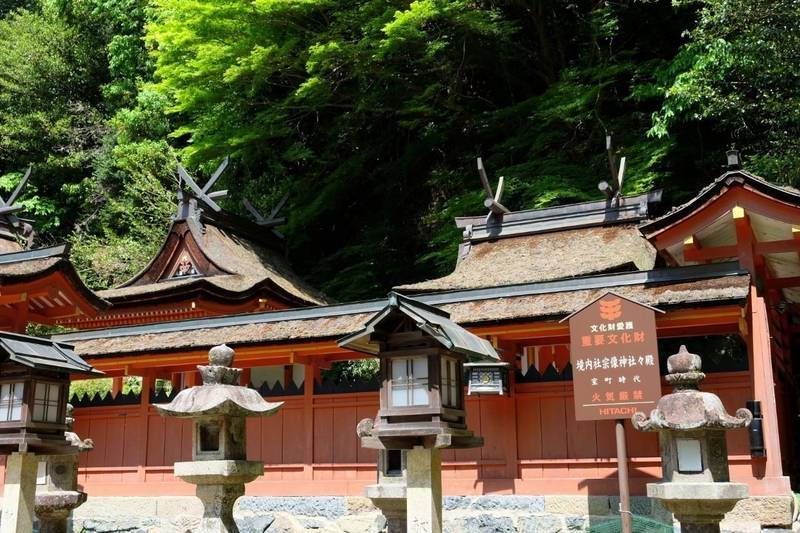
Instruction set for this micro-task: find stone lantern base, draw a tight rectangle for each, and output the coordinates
[365,483,406,533]
[174,460,263,533]
[35,490,87,533]
[647,482,748,533]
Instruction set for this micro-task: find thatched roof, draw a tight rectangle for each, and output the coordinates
[63,268,749,358]
[398,224,657,292]
[98,211,329,307]
[0,237,23,254]
[0,256,59,278]
[0,245,107,309]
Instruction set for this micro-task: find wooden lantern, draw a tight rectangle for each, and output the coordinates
[0,332,101,455]
[340,292,499,449]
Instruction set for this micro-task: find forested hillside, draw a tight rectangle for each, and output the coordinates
[0,0,798,301]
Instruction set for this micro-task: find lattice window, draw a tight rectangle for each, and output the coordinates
[32,382,61,423]
[390,357,428,407]
[0,382,23,422]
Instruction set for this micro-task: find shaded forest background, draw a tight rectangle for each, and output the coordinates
[1,0,798,302]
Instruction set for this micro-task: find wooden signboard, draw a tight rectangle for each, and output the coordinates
[565,292,663,422]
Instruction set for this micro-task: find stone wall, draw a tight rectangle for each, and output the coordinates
[66,494,794,533]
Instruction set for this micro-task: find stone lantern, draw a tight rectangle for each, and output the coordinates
[632,345,752,533]
[341,292,498,533]
[34,403,94,533]
[155,344,282,533]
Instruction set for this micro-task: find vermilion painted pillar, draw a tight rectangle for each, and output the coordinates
[110,377,123,397]
[240,368,252,388]
[748,286,790,491]
[138,374,154,482]
[303,362,315,479]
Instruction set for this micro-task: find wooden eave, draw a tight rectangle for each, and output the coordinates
[640,171,800,247]
[76,304,746,375]
[61,280,309,329]
[0,246,108,326]
[639,170,800,302]
[53,262,750,362]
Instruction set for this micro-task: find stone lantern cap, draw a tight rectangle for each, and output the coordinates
[632,345,751,432]
[155,344,282,418]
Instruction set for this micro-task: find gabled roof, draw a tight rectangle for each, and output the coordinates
[399,190,662,293]
[638,169,800,303]
[640,170,800,237]
[398,224,657,293]
[0,331,101,375]
[0,245,108,320]
[338,292,500,361]
[97,203,329,308]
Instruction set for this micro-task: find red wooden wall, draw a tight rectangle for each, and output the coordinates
[12,371,760,498]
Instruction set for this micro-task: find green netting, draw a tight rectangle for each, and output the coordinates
[588,515,674,533]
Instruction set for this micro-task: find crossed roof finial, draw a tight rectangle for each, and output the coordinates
[176,157,229,213]
[0,166,31,219]
[0,167,34,248]
[243,193,289,239]
[476,157,510,224]
[599,135,626,202]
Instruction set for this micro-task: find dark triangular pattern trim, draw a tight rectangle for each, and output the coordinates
[150,388,175,404]
[267,381,285,397]
[69,390,141,408]
[515,363,574,383]
[541,363,562,382]
[561,362,573,380]
[515,367,541,383]
[285,380,302,395]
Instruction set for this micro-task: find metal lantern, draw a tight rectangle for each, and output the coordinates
[465,361,509,396]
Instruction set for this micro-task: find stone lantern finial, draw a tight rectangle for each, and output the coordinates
[665,345,705,390]
[200,344,241,385]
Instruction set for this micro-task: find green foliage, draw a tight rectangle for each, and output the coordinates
[651,0,800,185]
[70,92,175,288]
[69,376,172,399]
[0,6,107,236]
[145,0,692,299]
[69,375,143,398]
[321,359,379,385]
[0,0,797,301]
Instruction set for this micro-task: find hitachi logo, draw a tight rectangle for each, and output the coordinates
[598,407,636,416]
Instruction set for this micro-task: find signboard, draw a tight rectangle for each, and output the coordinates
[565,292,663,421]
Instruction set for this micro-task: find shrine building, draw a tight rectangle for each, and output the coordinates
[0,156,797,529]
